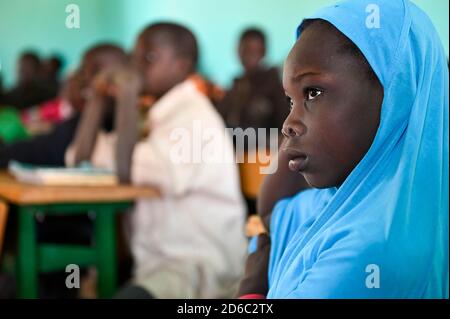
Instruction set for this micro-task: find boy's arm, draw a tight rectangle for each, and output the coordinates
[69,93,107,165]
[257,138,310,232]
[114,69,140,183]
[0,114,80,168]
[68,67,141,182]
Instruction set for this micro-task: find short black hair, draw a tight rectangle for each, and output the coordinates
[139,22,198,70]
[84,43,128,65]
[48,55,65,71]
[300,19,379,84]
[239,28,266,47]
[20,51,40,68]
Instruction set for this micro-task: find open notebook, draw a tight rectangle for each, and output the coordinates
[8,161,118,186]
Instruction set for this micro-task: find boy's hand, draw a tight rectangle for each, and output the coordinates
[113,68,141,184]
[236,233,271,297]
[93,67,142,99]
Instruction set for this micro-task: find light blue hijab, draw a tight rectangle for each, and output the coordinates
[267,0,448,298]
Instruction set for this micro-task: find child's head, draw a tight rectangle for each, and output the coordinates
[17,51,41,85]
[63,44,127,111]
[238,28,266,74]
[80,44,128,86]
[282,19,383,188]
[133,22,198,98]
[41,55,64,81]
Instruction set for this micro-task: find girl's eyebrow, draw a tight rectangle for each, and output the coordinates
[292,71,321,83]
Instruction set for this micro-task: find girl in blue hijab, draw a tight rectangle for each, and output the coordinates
[237,0,448,299]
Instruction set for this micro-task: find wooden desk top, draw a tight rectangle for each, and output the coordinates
[0,171,160,205]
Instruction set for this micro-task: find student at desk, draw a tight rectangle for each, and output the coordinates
[0,44,128,169]
[67,23,247,298]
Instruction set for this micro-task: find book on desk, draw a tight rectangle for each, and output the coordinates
[8,160,118,186]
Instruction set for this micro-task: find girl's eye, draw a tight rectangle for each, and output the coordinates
[305,88,323,101]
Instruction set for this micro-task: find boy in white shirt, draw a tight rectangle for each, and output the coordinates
[67,23,247,298]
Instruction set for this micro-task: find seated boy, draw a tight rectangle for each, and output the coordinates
[217,28,288,144]
[0,44,128,168]
[68,23,247,298]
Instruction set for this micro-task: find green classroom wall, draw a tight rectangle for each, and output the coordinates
[0,0,125,87]
[0,0,448,88]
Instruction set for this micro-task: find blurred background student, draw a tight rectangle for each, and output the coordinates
[0,51,57,109]
[0,52,65,144]
[40,55,64,95]
[216,28,289,216]
[217,28,288,144]
[0,44,129,299]
[0,44,128,169]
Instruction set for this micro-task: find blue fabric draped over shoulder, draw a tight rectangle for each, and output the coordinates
[267,0,448,298]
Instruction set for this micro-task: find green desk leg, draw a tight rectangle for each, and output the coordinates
[17,206,38,298]
[94,205,117,298]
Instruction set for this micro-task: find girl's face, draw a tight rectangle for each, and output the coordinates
[282,21,383,188]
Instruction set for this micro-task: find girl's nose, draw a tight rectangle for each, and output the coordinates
[282,116,305,138]
[281,125,297,138]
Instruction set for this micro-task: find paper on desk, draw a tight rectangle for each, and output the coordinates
[8,161,118,186]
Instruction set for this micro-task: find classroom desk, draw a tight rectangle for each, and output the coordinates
[0,171,160,299]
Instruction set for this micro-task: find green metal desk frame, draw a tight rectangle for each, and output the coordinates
[16,201,130,299]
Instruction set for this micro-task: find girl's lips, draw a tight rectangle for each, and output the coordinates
[283,148,309,172]
[288,155,308,172]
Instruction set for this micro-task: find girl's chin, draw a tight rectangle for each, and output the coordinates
[303,173,334,189]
